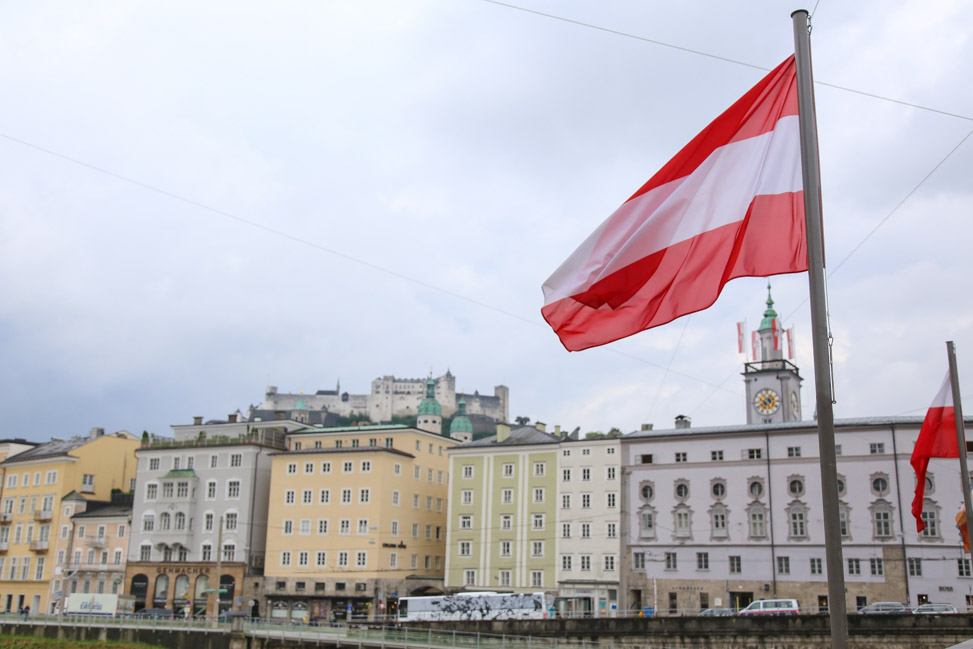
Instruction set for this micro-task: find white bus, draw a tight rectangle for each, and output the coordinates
[398,592,554,622]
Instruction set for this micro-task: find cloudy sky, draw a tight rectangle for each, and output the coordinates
[1,1,971,442]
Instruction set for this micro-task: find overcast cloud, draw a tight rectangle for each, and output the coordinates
[1,0,971,440]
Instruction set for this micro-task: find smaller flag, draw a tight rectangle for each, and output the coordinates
[786,327,795,360]
[737,322,745,355]
[751,331,759,363]
[771,318,780,351]
[958,507,970,552]
[911,372,959,532]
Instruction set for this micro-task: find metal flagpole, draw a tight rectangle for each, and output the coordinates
[791,10,849,649]
[946,342,973,555]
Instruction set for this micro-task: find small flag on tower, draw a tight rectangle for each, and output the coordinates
[751,331,759,363]
[787,327,795,360]
[737,321,745,355]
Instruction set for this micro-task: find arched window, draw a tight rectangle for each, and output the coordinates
[673,505,692,539]
[710,504,729,540]
[639,506,657,540]
[154,574,169,607]
[160,512,170,530]
[870,500,894,539]
[747,504,767,539]
[175,512,186,530]
[787,501,809,540]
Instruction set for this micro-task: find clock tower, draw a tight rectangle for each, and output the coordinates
[743,284,803,424]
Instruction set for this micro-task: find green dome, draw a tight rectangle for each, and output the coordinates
[418,377,442,417]
[450,398,473,434]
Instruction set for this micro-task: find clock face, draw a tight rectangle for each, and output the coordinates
[754,388,781,415]
[790,391,800,420]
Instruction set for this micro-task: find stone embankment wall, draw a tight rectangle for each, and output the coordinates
[416,615,973,649]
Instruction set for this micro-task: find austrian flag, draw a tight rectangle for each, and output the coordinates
[542,56,807,351]
[911,372,959,532]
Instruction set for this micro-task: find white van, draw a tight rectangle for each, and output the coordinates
[738,599,800,616]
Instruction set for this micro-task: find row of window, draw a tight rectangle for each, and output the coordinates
[3,470,59,489]
[142,511,237,533]
[146,479,241,501]
[281,518,442,540]
[0,556,45,581]
[637,499,938,541]
[644,552,969,579]
[2,494,58,515]
[137,543,236,562]
[147,454,241,471]
[458,489,617,508]
[560,554,616,572]
[290,437,447,457]
[276,550,436,572]
[640,443,884,465]
[55,547,125,566]
[638,473,895,505]
[461,568,545,588]
[0,523,51,545]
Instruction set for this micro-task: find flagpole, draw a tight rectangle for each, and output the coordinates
[791,10,849,648]
[946,341,973,554]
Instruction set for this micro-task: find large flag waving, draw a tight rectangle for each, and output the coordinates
[911,371,959,532]
[542,56,806,351]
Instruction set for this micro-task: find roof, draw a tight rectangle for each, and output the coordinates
[462,425,560,448]
[287,424,412,435]
[1,437,89,465]
[73,500,133,519]
[621,415,965,440]
[161,469,198,479]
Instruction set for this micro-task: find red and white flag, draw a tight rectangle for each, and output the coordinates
[786,327,795,360]
[751,331,759,362]
[737,321,745,355]
[541,56,807,351]
[771,318,781,351]
[911,372,959,532]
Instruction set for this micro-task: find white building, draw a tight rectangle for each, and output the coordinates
[126,417,301,617]
[620,289,972,614]
[557,435,622,617]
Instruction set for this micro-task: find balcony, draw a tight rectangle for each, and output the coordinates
[85,536,107,548]
[0,513,12,524]
[0,541,8,552]
[33,510,53,522]
[29,539,49,552]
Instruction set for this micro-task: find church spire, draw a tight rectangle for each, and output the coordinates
[759,282,778,330]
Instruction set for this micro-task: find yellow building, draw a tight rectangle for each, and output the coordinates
[0,428,139,614]
[264,424,457,623]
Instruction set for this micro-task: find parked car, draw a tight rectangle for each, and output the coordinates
[738,599,801,616]
[698,608,735,617]
[855,602,910,615]
[913,603,958,614]
[134,608,176,619]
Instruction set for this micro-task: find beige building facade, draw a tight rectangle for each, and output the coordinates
[263,424,456,623]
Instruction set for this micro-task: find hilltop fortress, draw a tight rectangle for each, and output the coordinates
[250,370,509,425]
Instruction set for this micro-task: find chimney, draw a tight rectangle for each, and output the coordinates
[496,423,511,443]
[89,427,105,439]
[274,411,286,421]
[228,414,238,423]
[193,416,203,426]
[641,423,653,431]
[554,425,561,435]
[535,422,546,433]
[674,415,691,429]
